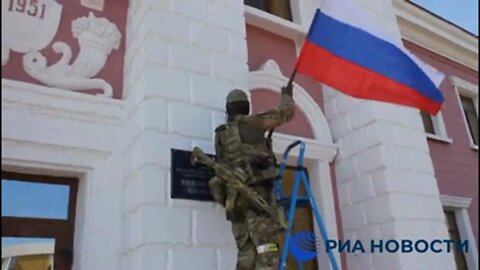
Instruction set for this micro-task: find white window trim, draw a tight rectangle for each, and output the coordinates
[450,76,479,150]
[441,195,479,270]
[421,110,453,143]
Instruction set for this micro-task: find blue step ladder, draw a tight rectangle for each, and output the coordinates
[274,140,340,270]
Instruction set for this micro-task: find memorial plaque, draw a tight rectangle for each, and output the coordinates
[170,148,216,201]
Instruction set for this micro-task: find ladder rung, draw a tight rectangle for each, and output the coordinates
[277,196,310,208]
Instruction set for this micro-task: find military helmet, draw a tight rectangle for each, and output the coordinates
[226,89,248,104]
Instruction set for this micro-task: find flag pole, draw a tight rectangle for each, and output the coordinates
[266,67,297,151]
[286,68,298,89]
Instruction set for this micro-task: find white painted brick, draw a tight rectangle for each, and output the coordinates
[133,131,190,169]
[227,32,247,59]
[141,98,168,131]
[137,246,168,270]
[218,248,237,270]
[123,250,140,270]
[341,129,366,158]
[139,166,168,205]
[381,144,413,170]
[211,111,226,131]
[130,45,148,81]
[362,121,396,147]
[211,52,248,82]
[373,252,401,270]
[337,182,351,207]
[144,0,169,10]
[138,65,190,101]
[388,193,444,220]
[356,224,381,244]
[335,157,359,182]
[169,102,212,139]
[329,113,352,138]
[372,169,439,196]
[348,175,375,203]
[355,145,383,173]
[171,248,216,270]
[125,178,142,213]
[324,99,338,121]
[170,44,211,74]
[194,209,235,245]
[402,108,425,131]
[364,195,394,224]
[192,22,229,51]
[143,35,169,65]
[340,204,366,230]
[410,152,435,173]
[171,0,208,20]
[145,10,191,42]
[191,74,232,109]
[394,127,429,153]
[380,220,446,241]
[124,210,142,250]
[208,4,245,34]
[335,93,361,115]
[349,101,377,129]
[371,102,408,123]
[346,253,373,270]
[322,85,338,103]
[140,205,191,244]
[228,0,246,13]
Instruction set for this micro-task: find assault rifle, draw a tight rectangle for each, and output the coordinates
[191,147,287,230]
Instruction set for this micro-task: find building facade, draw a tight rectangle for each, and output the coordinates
[1,0,477,270]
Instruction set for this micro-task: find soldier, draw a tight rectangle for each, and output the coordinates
[209,84,295,270]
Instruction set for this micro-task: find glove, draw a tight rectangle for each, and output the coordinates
[281,83,293,96]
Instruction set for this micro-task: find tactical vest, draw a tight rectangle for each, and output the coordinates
[215,117,277,184]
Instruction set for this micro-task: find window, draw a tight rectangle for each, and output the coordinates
[1,172,78,270]
[419,110,451,142]
[441,195,479,270]
[450,76,478,149]
[460,95,478,146]
[420,111,435,134]
[444,210,468,270]
[244,0,292,21]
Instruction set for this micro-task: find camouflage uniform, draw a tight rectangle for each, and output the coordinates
[209,87,294,270]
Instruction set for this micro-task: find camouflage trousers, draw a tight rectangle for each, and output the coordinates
[232,208,280,270]
[208,176,281,269]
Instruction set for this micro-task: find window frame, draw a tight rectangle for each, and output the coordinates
[1,171,78,270]
[244,0,294,22]
[419,110,453,143]
[441,195,479,270]
[450,76,479,150]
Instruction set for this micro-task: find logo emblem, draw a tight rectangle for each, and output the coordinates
[288,231,319,262]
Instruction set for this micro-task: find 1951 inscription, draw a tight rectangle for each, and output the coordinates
[170,148,216,201]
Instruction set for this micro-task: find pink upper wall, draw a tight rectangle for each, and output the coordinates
[246,26,324,109]
[2,0,128,99]
[251,89,314,138]
[404,40,479,244]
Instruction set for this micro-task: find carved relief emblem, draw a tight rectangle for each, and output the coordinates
[1,0,63,54]
[22,12,122,97]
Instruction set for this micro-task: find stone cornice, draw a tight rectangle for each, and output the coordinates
[393,0,478,71]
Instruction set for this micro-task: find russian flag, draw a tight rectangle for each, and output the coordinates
[295,0,445,115]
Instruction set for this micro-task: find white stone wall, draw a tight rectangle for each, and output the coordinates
[323,1,457,269]
[122,0,248,269]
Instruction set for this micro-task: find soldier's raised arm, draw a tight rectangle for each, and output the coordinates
[243,84,295,130]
